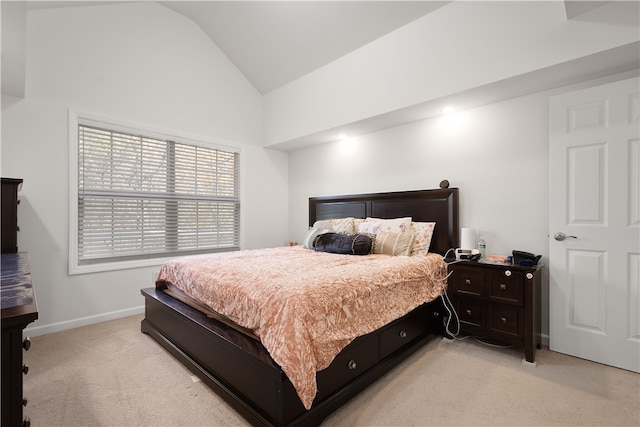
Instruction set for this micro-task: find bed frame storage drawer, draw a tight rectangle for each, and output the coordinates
[316,333,378,401]
[380,303,433,359]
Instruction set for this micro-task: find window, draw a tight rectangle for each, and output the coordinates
[69,113,240,273]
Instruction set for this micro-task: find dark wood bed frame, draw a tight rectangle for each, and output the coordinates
[141,188,459,426]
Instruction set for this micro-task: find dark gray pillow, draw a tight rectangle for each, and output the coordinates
[313,232,372,255]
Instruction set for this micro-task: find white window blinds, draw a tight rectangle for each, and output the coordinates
[77,124,240,264]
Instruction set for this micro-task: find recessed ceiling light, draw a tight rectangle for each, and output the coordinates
[441,106,456,114]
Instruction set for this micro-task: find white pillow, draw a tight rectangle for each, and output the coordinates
[312,219,331,230]
[357,217,412,235]
[303,228,329,249]
[409,222,436,256]
[312,218,357,234]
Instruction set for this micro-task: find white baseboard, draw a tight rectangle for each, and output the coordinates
[541,333,549,347]
[24,305,145,337]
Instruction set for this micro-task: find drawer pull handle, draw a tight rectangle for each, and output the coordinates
[466,309,472,316]
[23,397,28,407]
[465,279,472,285]
[499,284,507,290]
[22,364,29,375]
[501,317,508,323]
[23,337,31,351]
[399,330,407,339]
[347,359,357,370]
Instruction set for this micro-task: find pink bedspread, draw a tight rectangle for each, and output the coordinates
[156,246,447,409]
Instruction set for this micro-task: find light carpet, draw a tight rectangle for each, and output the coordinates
[23,314,639,426]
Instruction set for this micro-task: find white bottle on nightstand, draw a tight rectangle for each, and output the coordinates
[477,236,486,259]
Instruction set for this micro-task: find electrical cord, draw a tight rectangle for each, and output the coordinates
[439,247,495,339]
[439,248,462,338]
[440,291,460,337]
[471,337,515,349]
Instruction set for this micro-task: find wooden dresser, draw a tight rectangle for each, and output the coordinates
[447,260,542,363]
[2,178,23,254]
[1,178,37,427]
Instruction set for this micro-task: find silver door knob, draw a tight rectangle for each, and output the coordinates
[554,232,578,241]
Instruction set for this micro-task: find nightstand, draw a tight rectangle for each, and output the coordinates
[447,260,542,364]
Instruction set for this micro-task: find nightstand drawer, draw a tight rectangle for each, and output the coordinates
[489,269,523,305]
[457,297,484,334]
[488,304,521,338]
[455,268,485,297]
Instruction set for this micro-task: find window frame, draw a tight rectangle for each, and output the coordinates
[68,110,243,274]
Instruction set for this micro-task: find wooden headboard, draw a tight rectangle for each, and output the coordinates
[309,188,459,256]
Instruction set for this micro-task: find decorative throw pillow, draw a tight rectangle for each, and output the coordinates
[373,231,415,256]
[314,232,372,255]
[409,222,436,256]
[303,228,329,249]
[329,217,356,234]
[357,217,412,235]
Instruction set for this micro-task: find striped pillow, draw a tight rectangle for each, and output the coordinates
[373,231,415,256]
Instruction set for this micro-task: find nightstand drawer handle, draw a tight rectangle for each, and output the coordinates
[466,309,472,316]
[499,284,507,290]
[399,330,407,338]
[501,317,508,323]
[465,279,472,285]
[348,359,357,370]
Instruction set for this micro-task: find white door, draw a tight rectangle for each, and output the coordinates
[549,76,640,373]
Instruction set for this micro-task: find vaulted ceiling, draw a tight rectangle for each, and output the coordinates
[3,1,638,150]
[9,1,618,97]
[21,1,449,94]
[159,1,449,94]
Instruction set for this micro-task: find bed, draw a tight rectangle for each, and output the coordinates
[141,187,459,426]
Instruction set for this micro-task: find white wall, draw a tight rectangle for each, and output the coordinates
[288,92,551,260]
[288,71,638,341]
[0,3,289,335]
[265,1,640,146]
